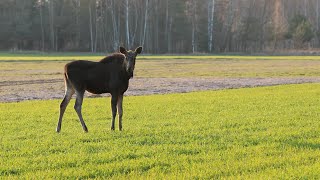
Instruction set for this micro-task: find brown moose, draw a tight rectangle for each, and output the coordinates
[56,46,142,132]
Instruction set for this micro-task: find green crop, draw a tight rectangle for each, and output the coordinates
[1,84,320,179]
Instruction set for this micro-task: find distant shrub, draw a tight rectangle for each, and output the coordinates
[286,14,314,48]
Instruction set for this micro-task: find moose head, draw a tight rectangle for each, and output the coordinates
[120,46,143,78]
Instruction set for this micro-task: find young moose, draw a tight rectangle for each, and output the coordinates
[56,46,142,132]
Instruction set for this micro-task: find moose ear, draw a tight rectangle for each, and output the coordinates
[135,46,143,54]
[119,46,127,54]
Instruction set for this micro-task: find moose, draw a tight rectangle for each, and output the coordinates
[56,46,142,132]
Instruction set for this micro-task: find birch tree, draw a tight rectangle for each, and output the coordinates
[39,0,45,51]
[129,2,139,48]
[73,0,81,49]
[142,0,149,47]
[88,0,94,52]
[108,0,120,51]
[273,0,287,50]
[223,0,234,52]
[186,0,198,53]
[304,0,307,16]
[207,0,214,52]
[125,0,130,48]
[49,0,55,50]
[165,0,173,53]
[317,0,319,31]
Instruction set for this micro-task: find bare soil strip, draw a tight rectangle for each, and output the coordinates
[0,79,61,86]
[1,77,320,102]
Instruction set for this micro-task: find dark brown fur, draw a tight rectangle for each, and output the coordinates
[56,46,142,132]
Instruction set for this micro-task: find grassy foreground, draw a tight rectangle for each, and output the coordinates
[1,84,320,178]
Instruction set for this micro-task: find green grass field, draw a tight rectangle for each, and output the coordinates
[1,84,320,179]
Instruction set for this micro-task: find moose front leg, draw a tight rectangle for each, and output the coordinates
[117,95,124,131]
[111,94,118,130]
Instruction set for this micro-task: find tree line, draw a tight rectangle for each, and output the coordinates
[0,0,320,53]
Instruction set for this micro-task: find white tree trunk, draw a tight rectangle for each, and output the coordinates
[191,0,197,53]
[304,0,307,16]
[75,0,80,48]
[317,0,319,31]
[130,5,138,48]
[155,1,160,52]
[110,0,119,51]
[192,23,195,53]
[208,0,214,52]
[168,17,173,53]
[223,0,234,52]
[142,0,149,47]
[94,0,98,52]
[165,0,169,43]
[89,1,94,52]
[55,30,58,51]
[39,0,45,51]
[165,0,172,53]
[125,0,130,48]
[49,0,55,50]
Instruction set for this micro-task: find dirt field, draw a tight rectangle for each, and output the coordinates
[2,58,320,102]
[1,76,320,102]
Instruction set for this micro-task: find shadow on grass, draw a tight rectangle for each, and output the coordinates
[285,140,320,150]
[0,169,20,176]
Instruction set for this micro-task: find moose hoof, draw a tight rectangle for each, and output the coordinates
[56,127,61,133]
[111,127,115,131]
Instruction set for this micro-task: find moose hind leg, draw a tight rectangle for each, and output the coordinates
[117,95,123,131]
[56,85,74,133]
[111,94,118,131]
[74,90,88,132]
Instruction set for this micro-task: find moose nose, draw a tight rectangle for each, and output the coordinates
[127,61,133,70]
[126,65,131,72]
